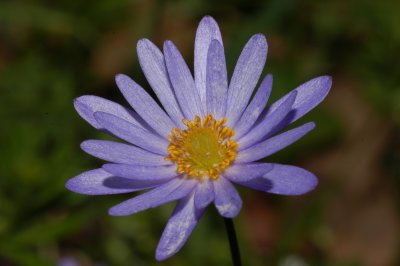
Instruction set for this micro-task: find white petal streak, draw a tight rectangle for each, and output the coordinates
[213,176,242,218]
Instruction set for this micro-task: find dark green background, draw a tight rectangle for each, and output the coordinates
[1,0,399,265]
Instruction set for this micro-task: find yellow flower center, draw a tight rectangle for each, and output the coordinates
[165,114,238,180]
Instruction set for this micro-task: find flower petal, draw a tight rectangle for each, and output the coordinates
[235,122,315,163]
[262,164,318,195]
[226,34,268,127]
[108,178,196,216]
[94,111,168,155]
[65,169,163,195]
[195,16,223,110]
[265,76,332,134]
[164,40,204,120]
[80,140,171,166]
[233,74,272,138]
[116,74,175,138]
[232,176,272,192]
[194,181,214,210]
[74,95,147,131]
[213,176,242,218]
[206,39,228,119]
[234,164,318,195]
[156,193,204,261]
[224,163,273,182]
[237,90,297,151]
[137,39,184,127]
[102,164,177,181]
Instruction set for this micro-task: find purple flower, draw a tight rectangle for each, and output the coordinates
[66,16,332,261]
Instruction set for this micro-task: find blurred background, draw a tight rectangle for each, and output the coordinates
[1,0,399,265]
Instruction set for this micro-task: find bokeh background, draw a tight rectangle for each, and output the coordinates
[1,0,399,265]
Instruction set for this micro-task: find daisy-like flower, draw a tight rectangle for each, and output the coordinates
[66,16,332,261]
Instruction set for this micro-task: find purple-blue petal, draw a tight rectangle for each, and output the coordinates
[226,34,268,127]
[224,163,274,182]
[265,76,332,134]
[73,95,147,131]
[102,164,177,181]
[80,140,171,166]
[194,16,223,110]
[235,122,315,163]
[263,164,318,195]
[116,74,175,138]
[164,40,204,120]
[233,74,273,138]
[206,39,228,119]
[194,181,214,210]
[137,39,184,127]
[108,178,196,216]
[235,164,318,195]
[65,169,163,195]
[237,90,297,151]
[156,193,204,261]
[213,176,242,218]
[94,111,168,155]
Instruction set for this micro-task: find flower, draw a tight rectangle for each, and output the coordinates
[66,16,332,261]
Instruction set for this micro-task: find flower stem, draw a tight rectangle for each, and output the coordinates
[224,218,242,266]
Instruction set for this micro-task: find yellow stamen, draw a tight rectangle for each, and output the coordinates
[165,114,238,180]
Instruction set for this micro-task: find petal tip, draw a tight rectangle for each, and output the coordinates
[293,172,319,195]
[65,176,88,195]
[108,207,125,216]
[155,250,170,261]
[80,140,92,152]
[137,38,154,51]
[252,33,268,47]
[308,121,316,130]
[200,15,217,24]
[65,178,76,192]
[163,40,175,53]
[115,73,130,86]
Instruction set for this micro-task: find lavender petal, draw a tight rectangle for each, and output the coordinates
[137,39,184,127]
[164,40,204,120]
[102,164,177,181]
[234,164,318,195]
[265,76,332,134]
[80,140,171,166]
[108,178,196,216]
[116,74,175,138]
[235,122,315,163]
[213,176,242,218]
[233,74,273,138]
[74,95,146,131]
[206,39,228,119]
[195,16,223,110]
[226,34,268,127]
[94,111,168,155]
[224,163,274,182]
[194,181,214,210]
[156,193,204,261]
[237,90,297,151]
[65,169,164,195]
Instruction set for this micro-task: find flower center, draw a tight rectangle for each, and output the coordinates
[165,114,238,180]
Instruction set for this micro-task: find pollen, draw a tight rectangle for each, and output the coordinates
[165,114,238,180]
